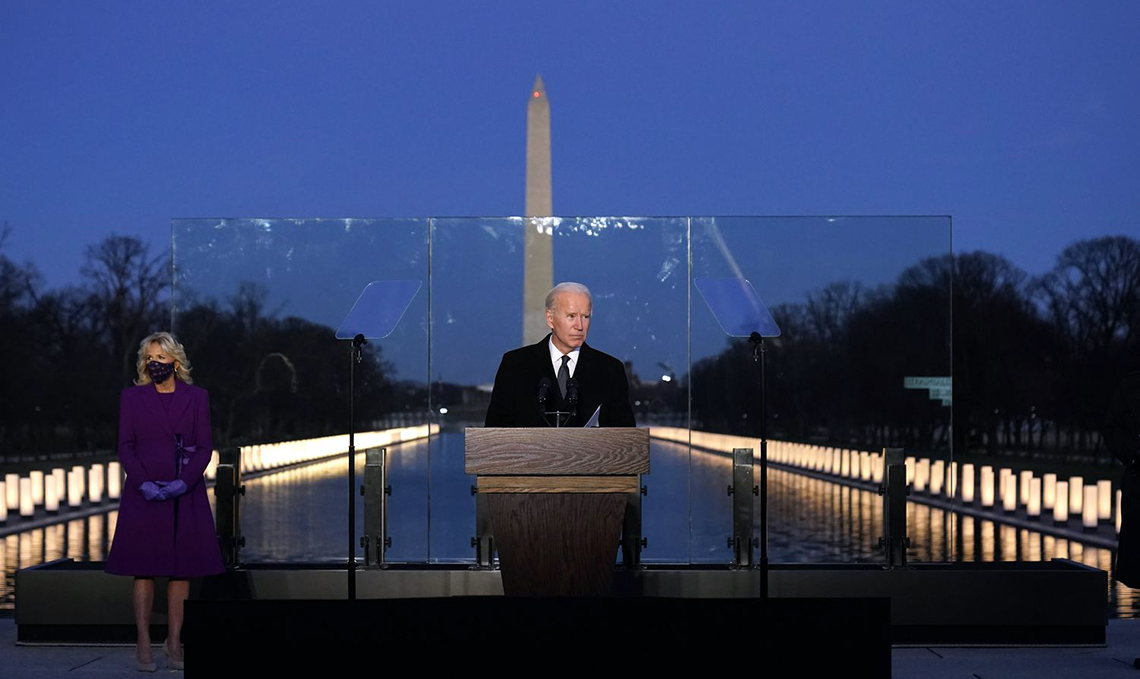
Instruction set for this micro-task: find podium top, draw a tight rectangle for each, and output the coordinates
[464,427,649,476]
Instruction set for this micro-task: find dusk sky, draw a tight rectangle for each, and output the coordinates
[3,1,1139,288]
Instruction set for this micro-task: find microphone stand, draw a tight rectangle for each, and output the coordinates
[543,409,576,428]
[750,331,769,598]
[347,333,366,600]
[540,379,577,427]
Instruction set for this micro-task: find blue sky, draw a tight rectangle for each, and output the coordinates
[2,0,1138,287]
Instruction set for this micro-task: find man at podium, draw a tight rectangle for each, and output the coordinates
[485,282,635,427]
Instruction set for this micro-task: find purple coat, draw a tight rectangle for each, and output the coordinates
[105,381,224,578]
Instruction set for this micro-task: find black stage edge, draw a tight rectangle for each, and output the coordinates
[183,597,891,676]
[16,560,1105,647]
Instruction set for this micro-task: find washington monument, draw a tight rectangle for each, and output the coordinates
[523,74,554,345]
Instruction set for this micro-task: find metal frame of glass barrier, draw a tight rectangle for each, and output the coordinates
[11,216,1115,645]
[170,216,953,571]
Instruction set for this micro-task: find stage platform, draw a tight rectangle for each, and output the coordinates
[16,558,1106,647]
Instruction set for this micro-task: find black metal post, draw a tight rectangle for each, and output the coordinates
[348,333,366,600]
[750,332,769,598]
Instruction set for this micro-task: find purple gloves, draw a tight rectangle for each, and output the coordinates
[139,481,163,501]
[139,480,188,501]
[156,480,188,500]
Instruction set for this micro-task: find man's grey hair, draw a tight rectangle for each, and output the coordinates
[545,282,592,310]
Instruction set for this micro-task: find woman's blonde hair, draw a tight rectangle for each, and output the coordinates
[134,332,193,385]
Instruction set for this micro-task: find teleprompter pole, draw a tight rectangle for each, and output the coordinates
[348,333,366,600]
[750,332,769,598]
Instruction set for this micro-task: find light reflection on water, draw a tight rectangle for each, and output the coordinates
[2,512,117,611]
[2,433,1135,617]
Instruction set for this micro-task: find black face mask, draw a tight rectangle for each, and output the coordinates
[147,360,176,384]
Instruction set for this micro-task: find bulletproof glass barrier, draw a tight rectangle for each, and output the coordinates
[168,216,953,567]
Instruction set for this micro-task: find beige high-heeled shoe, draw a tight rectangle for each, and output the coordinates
[163,639,184,671]
[136,646,157,673]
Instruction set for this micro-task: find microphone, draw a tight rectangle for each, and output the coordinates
[537,377,551,412]
[565,378,579,408]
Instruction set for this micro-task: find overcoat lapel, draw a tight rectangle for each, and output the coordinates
[576,343,596,381]
[139,381,190,439]
[140,385,175,438]
[168,382,192,430]
[531,337,562,374]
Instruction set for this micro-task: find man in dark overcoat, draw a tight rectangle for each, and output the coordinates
[485,282,635,428]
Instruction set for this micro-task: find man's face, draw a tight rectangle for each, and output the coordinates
[546,292,592,354]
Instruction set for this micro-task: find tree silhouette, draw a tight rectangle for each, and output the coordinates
[2,229,1138,465]
[80,235,168,387]
[1034,236,1140,459]
[174,285,398,446]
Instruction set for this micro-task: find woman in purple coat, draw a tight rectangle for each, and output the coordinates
[105,332,223,671]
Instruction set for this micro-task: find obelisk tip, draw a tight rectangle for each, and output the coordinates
[530,74,546,100]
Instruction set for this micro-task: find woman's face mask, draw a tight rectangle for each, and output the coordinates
[147,360,176,384]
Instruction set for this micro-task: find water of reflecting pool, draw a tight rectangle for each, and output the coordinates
[3,432,1136,617]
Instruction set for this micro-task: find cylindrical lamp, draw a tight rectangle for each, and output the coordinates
[1019,470,1032,506]
[44,475,59,513]
[30,470,44,506]
[52,468,65,501]
[915,458,930,493]
[1043,473,1057,510]
[4,473,18,510]
[1069,476,1084,514]
[206,451,219,481]
[89,464,104,504]
[1054,481,1070,524]
[980,465,995,508]
[1028,477,1042,517]
[107,462,121,500]
[961,463,975,503]
[1098,480,1112,522]
[19,477,33,517]
[1083,486,1097,530]
[67,469,83,508]
[931,460,945,496]
[1002,469,1016,512]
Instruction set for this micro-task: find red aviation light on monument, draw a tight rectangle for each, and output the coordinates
[533,91,541,98]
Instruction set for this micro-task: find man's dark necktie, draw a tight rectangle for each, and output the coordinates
[558,354,570,398]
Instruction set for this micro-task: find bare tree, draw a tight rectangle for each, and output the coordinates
[0,222,38,311]
[1035,235,1140,351]
[80,235,169,386]
[803,281,870,343]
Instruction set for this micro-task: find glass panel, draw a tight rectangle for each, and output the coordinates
[690,217,953,564]
[167,215,951,570]
[171,218,430,563]
[430,217,690,563]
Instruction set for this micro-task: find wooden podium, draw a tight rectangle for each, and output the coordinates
[465,427,650,596]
